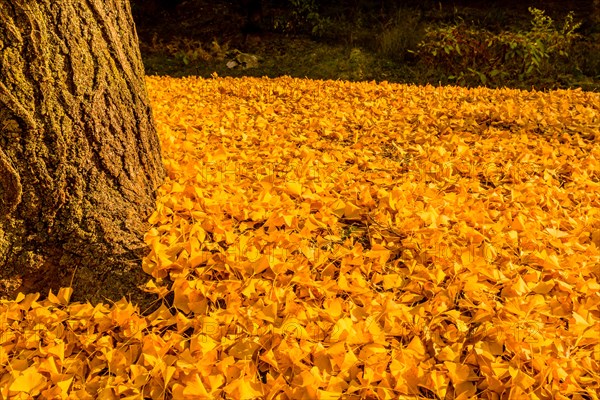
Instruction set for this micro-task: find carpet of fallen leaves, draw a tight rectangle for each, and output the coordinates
[2,75,600,399]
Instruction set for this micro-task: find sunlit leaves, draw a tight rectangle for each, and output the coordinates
[1,76,599,399]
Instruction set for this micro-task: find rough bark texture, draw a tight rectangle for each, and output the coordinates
[0,0,165,312]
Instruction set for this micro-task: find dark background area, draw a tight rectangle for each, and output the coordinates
[129,0,600,90]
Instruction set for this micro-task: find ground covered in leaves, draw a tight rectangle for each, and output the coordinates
[1,76,599,399]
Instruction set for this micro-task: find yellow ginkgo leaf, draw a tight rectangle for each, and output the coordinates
[9,368,47,395]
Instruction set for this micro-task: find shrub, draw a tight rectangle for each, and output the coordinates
[274,0,332,37]
[415,8,582,87]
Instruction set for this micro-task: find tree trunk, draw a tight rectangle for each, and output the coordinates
[0,0,165,312]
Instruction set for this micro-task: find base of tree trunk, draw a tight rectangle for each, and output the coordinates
[0,0,165,313]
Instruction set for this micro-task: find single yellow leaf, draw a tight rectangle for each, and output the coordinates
[9,368,46,395]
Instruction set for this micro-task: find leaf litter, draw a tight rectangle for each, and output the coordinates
[1,75,599,399]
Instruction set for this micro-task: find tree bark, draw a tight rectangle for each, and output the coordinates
[0,0,165,311]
